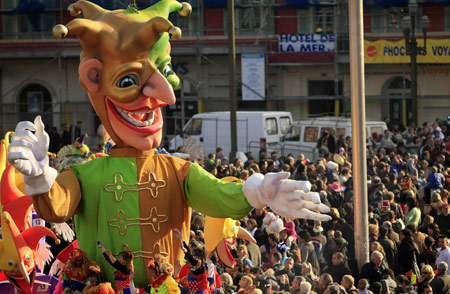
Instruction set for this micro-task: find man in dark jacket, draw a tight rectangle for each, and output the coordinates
[324,252,351,283]
[378,226,397,271]
[360,251,384,285]
[430,261,450,294]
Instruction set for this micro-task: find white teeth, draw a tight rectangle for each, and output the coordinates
[114,105,155,127]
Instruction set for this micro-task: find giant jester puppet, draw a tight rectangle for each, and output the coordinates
[7,0,331,288]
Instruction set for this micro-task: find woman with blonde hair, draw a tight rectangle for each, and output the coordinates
[418,215,434,234]
[220,272,235,294]
[417,264,435,294]
[237,244,254,270]
[301,262,317,286]
[237,275,254,294]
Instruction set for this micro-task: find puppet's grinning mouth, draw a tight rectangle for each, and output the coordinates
[114,105,156,127]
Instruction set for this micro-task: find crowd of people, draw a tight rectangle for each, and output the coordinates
[192,118,450,294]
[36,117,450,294]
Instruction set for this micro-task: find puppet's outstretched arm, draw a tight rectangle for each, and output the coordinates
[185,164,331,222]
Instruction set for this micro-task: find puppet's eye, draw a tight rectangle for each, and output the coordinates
[117,75,138,88]
[163,65,172,77]
[8,260,14,266]
[25,254,31,261]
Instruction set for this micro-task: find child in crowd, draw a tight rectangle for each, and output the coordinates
[173,229,209,294]
[98,241,135,294]
[145,259,180,294]
[82,264,115,294]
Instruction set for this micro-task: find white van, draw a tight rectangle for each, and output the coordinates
[282,116,387,161]
[169,111,293,157]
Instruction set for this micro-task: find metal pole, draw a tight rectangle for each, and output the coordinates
[348,0,369,272]
[410,14,418,126]
[181,80,186,130]
[228,0,237,160]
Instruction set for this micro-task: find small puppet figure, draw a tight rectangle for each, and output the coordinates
[99,241,135,294]
[146,259,180,294]
[81,264,115,294]
[72,134,90,158]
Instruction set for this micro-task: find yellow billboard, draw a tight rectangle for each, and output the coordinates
[364,39,450,63]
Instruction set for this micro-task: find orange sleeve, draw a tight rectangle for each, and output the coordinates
[32,168,82,223]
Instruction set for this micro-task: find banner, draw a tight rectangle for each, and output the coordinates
[364,39,450,63]
[241,53,265,101]
[279,34,335,53]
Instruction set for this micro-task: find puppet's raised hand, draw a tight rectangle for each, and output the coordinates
[7,116,57,195]
[243,172,332,221]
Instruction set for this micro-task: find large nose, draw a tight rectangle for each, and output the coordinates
[142,71,176,105]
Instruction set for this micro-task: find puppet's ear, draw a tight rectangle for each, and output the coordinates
[78,59,103,93]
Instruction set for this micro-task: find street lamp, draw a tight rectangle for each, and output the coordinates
[402,0,429,126]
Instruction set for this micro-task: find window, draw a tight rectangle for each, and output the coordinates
[297,8,312,34]
[445,7,450,31]
[371,7,423,34]
[184,118,202,136]
[285,124,301,142]
[2,0,58,39]
[304,126,319,143]
[224,0,273,36]
[27,92,43,113]
[297,6,335,34]
[19,83,52,125]
[265,118,278,135]
[314,6,334,34]
[280,116,292,134]
[370,127,384,142]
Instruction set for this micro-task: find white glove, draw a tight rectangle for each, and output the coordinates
[243,172,332,221]
[53,222,75,242]
[36,242,54,270]
[49,259,65,276]
[7,116,57,195]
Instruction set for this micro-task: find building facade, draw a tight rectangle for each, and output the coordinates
[0,0,449,143]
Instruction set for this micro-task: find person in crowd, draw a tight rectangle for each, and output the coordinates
[397,228,419,274]
[298,230,320,275]
[360,251,384,285]
[341,275,357,294]
[404,197,421,229]
[418,236,439,267]
[436,235,450,274]
[145,259,179,294]
[237,244,254,270]
[82,264,115,294]
[301,262,318,286]
[299,281,312,294]
[99,242,134,294]
[323,252,351,284]
[356,279,373,294]
[380,269,396,294]
[430,261,450,294]
[417,264,435,294]
[377,226,397,271]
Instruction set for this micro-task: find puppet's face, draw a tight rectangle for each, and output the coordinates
[56,2,183,151]
[82,53,175,150]
[2,247,36,294]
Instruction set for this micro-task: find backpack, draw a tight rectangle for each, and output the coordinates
[311,237,322,259]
